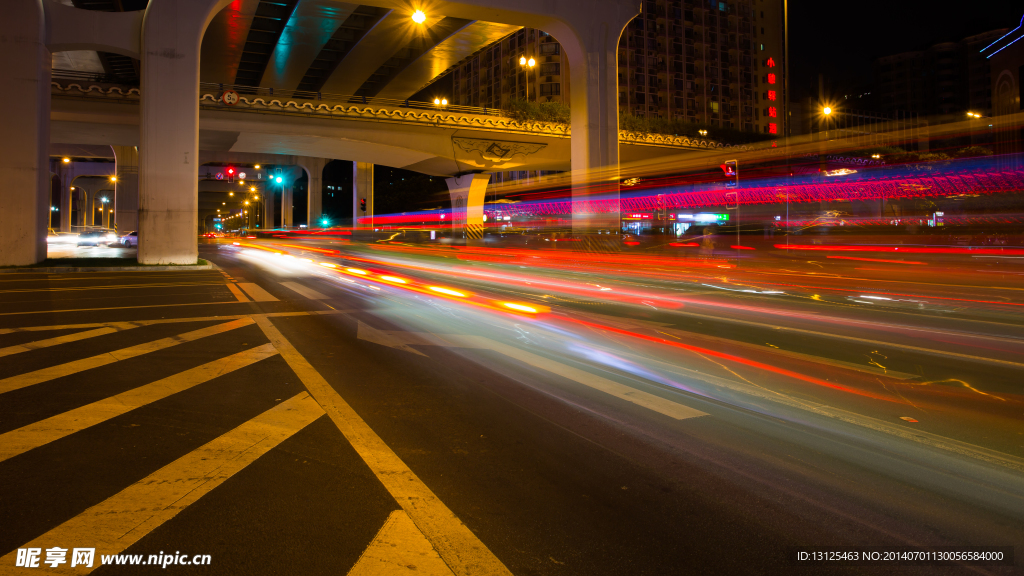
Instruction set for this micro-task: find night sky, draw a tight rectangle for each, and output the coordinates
[788,0,1023,102]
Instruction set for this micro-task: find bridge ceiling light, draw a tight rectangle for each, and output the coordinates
[412,10,426,23]
[62,157,70,163]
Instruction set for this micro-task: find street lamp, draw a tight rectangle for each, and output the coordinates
[62,157,70,164]
[698,129,708,137]
[519,56,535,100]
[412,9,425,23]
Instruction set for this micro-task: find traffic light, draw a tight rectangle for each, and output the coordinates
[227,167,235,183]
[720,160,738,188]
[359,198,367,213]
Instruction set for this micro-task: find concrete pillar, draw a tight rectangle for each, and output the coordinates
[548,10,636,235]
[298,157,327,228]
[353,162,374,228]
[445,173,490,243]
[276,165,303,228]
[265,187,276,229]
[138,0,231,264]
[113,146,139,233]
[0,0,50,265]
[60,175,74,232]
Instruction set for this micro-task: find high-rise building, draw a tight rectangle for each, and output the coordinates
[445,0,786,137]
[874,30,1007,119]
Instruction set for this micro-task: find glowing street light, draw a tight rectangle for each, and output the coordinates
[62,157,70,164]
[254,164,261,169]
[411,9,426,23]
[110,176,117,182]
[823,106,832,115]
[275,176,282,184]
[698,129,708,137]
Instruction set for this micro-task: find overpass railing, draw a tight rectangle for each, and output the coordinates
[198,82,504,118]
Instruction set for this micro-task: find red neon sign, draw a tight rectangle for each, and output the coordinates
[768,106,777,118]
[767,73,776,84]
[769,123,777,134]
[766,57,776,67]
[767,90,776,101]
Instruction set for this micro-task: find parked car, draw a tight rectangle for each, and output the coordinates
[120,231,138,247]
[78,230,117,246]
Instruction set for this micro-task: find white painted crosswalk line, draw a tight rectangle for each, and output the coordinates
[0,393,324,574]
[237,282,279,302]
[0,317,254,395]
[0,324,136,358]
[280,281,329,300]
[225,282,250,302]
[0,344,279,463]
[347,511,455,576]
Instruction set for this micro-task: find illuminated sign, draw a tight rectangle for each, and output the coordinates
[678,213,729,222]
[767,73,776,84]
[624,213,652,219]
[769,123,777,134]
[767,90,776,101]
[766,57,776,67]
[768,106,777,118]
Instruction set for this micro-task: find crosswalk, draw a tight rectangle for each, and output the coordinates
[0,311,511,575]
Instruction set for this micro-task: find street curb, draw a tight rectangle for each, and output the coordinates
[0,264,214,274]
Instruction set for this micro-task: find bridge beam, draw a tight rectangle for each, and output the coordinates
[445,173,491,244]
[353,162,374,229]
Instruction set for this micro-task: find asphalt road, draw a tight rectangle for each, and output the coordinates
[0,240,1020,575]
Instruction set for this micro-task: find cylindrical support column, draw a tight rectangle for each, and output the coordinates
[353,162,374,228]
[549,10,635,236]
[299,157,327,228]
[445,173,490,244]
[0,0,50,265]
[138,0,226,264]
[113,146,140,233]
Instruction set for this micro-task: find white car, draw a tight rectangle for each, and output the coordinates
[119,231,138,247]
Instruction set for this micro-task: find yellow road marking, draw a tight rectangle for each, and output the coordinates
[0,324,136,358]
[255,316,513,576]
[0,310,349,334]
[347,511,455,576]
[0,393,324,573]
[225,282,250,302]
[0,318,254,395]
[0,344,279,463]
[237,282,279,302]
[0,300,249,316]
[0,281,226,294]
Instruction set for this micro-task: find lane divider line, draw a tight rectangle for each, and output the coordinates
[0,344,279,463]
[255,316,513,576]
[0,393,324,573]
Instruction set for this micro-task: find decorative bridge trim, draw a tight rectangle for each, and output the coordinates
[50,81,744,150]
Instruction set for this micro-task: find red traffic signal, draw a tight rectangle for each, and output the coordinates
[359,198,367,212]
[227,167,234,174]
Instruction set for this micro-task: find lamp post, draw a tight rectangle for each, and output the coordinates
[519,55,535,101]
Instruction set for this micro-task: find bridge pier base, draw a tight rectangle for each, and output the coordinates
[445,173,490,244]
[353,162,374,229]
